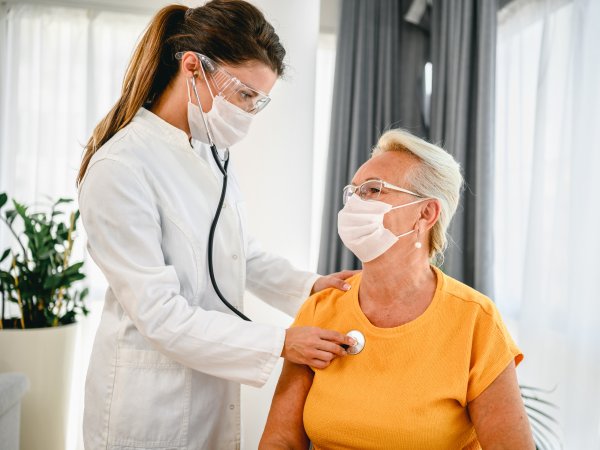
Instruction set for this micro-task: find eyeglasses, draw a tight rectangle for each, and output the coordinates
[175,51,271,114]
[342,179,423,205]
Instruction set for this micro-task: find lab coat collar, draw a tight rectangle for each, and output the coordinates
[132,107,192,152]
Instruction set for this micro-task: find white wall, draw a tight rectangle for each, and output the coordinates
[233,0,321,447]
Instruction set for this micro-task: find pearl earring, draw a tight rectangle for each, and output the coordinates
[415,228,422,249]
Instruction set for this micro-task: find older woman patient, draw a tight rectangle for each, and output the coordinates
[259,129,535,449]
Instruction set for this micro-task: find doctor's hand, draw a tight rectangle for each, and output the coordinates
[311,270,360,295]
[281,327,356,369]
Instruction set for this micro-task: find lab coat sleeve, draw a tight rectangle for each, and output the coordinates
[78,157,283,388]
[245,234,320,318]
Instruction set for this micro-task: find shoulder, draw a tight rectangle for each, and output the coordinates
[435,268,502,326]
[79,122,155,194]
[435,268,522,365]
[293,273,361,326]
[78,138,154,214]
[87,123,148,169]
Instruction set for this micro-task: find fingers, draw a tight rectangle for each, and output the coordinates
[282,327,356,368]
[335,269,361,279]
[317,340,347,357]
[312,269,361,294]
[310,359,332,370]
[329,276,352,292]
[309,350,337,369]
[319,328,356,347]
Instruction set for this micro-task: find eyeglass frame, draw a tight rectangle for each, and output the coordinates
[342,179,424,204]
[174,51,271,114]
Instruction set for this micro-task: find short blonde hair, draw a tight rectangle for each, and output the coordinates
[372,129,463,261]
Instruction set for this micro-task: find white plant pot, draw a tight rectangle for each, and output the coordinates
[0,322,78,450]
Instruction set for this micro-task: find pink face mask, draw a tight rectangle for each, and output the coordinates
[337,194,427,262]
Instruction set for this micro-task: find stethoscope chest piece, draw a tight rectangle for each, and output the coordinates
[345,330,366,355]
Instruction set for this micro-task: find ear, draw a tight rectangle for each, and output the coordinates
[417,198,441,233]
[180,51,202,80]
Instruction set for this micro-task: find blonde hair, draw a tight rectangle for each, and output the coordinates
[372,129,463,261]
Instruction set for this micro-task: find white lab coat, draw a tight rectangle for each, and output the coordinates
[79,107,318,450]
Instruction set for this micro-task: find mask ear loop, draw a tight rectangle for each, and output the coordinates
[189,73,216,146]
[396,229,415,239]
[388,198,429,241]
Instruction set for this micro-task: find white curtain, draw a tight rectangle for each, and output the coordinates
[0,5,150,449]
[495,0,600,447]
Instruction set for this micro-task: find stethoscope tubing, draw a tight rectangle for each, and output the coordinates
[190,70,251,321]
[207,144,251,321]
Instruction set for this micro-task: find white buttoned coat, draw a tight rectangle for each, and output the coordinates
[79,107,318,450]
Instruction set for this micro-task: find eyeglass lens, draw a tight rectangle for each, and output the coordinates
[342,180,385,204]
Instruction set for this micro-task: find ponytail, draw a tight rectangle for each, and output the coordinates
[77,5,186,185]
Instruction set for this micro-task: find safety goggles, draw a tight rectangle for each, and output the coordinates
[175,51,271,114]
[342,179,423,205]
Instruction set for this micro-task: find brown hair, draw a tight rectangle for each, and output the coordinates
[77,0,286,185]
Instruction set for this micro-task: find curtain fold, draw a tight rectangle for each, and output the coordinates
[429,0,497,296]
[318,0,429,274]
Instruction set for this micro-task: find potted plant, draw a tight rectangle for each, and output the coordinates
[0,191,88,450]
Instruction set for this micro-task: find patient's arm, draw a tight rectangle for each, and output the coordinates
[468,361,535,449]
[259,361,314,449]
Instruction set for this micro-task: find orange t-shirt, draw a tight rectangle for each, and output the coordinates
[292,266,522,450]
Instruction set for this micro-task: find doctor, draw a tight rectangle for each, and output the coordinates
[77,1,355,449]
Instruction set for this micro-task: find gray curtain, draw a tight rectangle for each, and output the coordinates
[430,0,497,296]
[317,0,430,274]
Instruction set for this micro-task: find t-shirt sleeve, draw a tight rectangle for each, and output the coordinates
[291,293,319,327]
[467,301,523,403]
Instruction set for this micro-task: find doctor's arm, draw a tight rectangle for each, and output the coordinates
[244,237,355,367]
[79,158,290,387]
[259,361,313,450]
[468,361,535,450]
[245,234,358,317]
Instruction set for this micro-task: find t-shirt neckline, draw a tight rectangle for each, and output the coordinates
[350,265,445,337]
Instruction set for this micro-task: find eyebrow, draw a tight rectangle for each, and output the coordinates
[349,177,383,185]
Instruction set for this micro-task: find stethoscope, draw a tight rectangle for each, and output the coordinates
[203,120,367,354]
[190,74,251,322]
[191,74,367,354]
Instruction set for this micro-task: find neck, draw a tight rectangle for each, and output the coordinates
[150,82,191,138]
[360,246,435,307]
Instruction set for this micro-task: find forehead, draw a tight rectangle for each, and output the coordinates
[352,151,420,185]
[219,60,278,94]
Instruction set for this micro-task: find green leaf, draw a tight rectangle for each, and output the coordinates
[63,262,84,275]
[0,193,7,209]
[13,200,28,218]
[0,248,10,263]
[42,275,62,290]
[5,209,17,224]
[53,198,73,207]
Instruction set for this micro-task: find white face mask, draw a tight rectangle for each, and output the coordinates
[337,194,427,263]
[187,77,254,148]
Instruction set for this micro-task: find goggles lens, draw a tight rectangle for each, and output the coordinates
[175,52,271,114]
